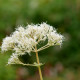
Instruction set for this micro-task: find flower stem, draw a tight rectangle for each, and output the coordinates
[37,44,49,52]
[35,46,43,80]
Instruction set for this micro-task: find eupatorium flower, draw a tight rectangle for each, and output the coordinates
[8,53,21,64]
[1,22,64,65]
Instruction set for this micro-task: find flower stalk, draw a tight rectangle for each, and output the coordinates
[35,46,43,80]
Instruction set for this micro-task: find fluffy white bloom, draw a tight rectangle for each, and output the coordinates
[1,23,64,54]
[1,37,14,51]
[8,53,21,65]
[47,32,63,46]
[1,22,64,64]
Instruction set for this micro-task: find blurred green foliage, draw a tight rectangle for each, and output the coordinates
[0,0,80,80]
[0,53,16,80]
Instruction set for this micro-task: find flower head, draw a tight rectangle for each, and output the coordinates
[1,22,64,64]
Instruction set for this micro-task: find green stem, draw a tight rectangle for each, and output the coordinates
[35,46,43,80]
[37,44,49,52]
[19,63,43,67]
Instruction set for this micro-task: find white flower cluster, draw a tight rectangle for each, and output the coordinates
[1,22,64,64]
[8,53,21,65]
